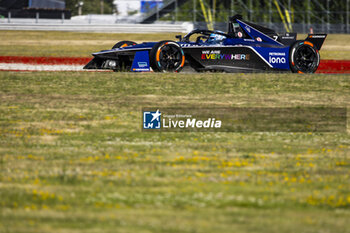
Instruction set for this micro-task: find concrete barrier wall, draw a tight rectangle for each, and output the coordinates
[0,18,194,33]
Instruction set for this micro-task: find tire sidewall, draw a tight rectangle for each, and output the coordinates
[289,40,320,73]
[150,40,185,73]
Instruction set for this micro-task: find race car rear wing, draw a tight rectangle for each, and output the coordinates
[305,34,327,50]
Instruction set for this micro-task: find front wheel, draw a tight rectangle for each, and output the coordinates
[289,41,320,73]
[150,40,185,73]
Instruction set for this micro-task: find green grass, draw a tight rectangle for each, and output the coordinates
[0,31,185,57]
[0,31,349,59]
[1,71,350,233]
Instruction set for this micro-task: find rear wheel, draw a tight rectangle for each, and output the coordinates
[150,40,185,73]
[289,41,320,73]
[112,41,137,49]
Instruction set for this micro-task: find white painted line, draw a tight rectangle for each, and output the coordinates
[0,63,84,71]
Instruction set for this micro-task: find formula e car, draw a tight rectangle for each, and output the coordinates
[84,15,327,73]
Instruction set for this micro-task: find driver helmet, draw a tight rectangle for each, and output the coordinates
[207,31,226,44]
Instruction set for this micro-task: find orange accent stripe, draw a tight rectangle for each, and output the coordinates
[180,56,185,67]
[298,71,303,74]
[156,49,161,62]
[121,43,128,48]
[304,41,313,47]
[292,62,295,66]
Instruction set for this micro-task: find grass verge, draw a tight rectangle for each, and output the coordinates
[0,71,350,233]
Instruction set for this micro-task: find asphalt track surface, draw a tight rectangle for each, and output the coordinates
[0,56,349,73]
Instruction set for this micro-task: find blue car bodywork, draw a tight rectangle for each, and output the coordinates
[84,15,327,73]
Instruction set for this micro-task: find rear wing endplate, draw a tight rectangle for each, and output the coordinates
[306,34,327,50]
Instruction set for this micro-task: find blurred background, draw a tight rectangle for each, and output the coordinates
[0,0,349,34]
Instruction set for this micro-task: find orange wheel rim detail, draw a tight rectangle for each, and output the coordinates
[156,48,162,62]
[304,41,313,47]
[180,56,185,67]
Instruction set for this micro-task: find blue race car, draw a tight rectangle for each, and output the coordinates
[84,15,327,73]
